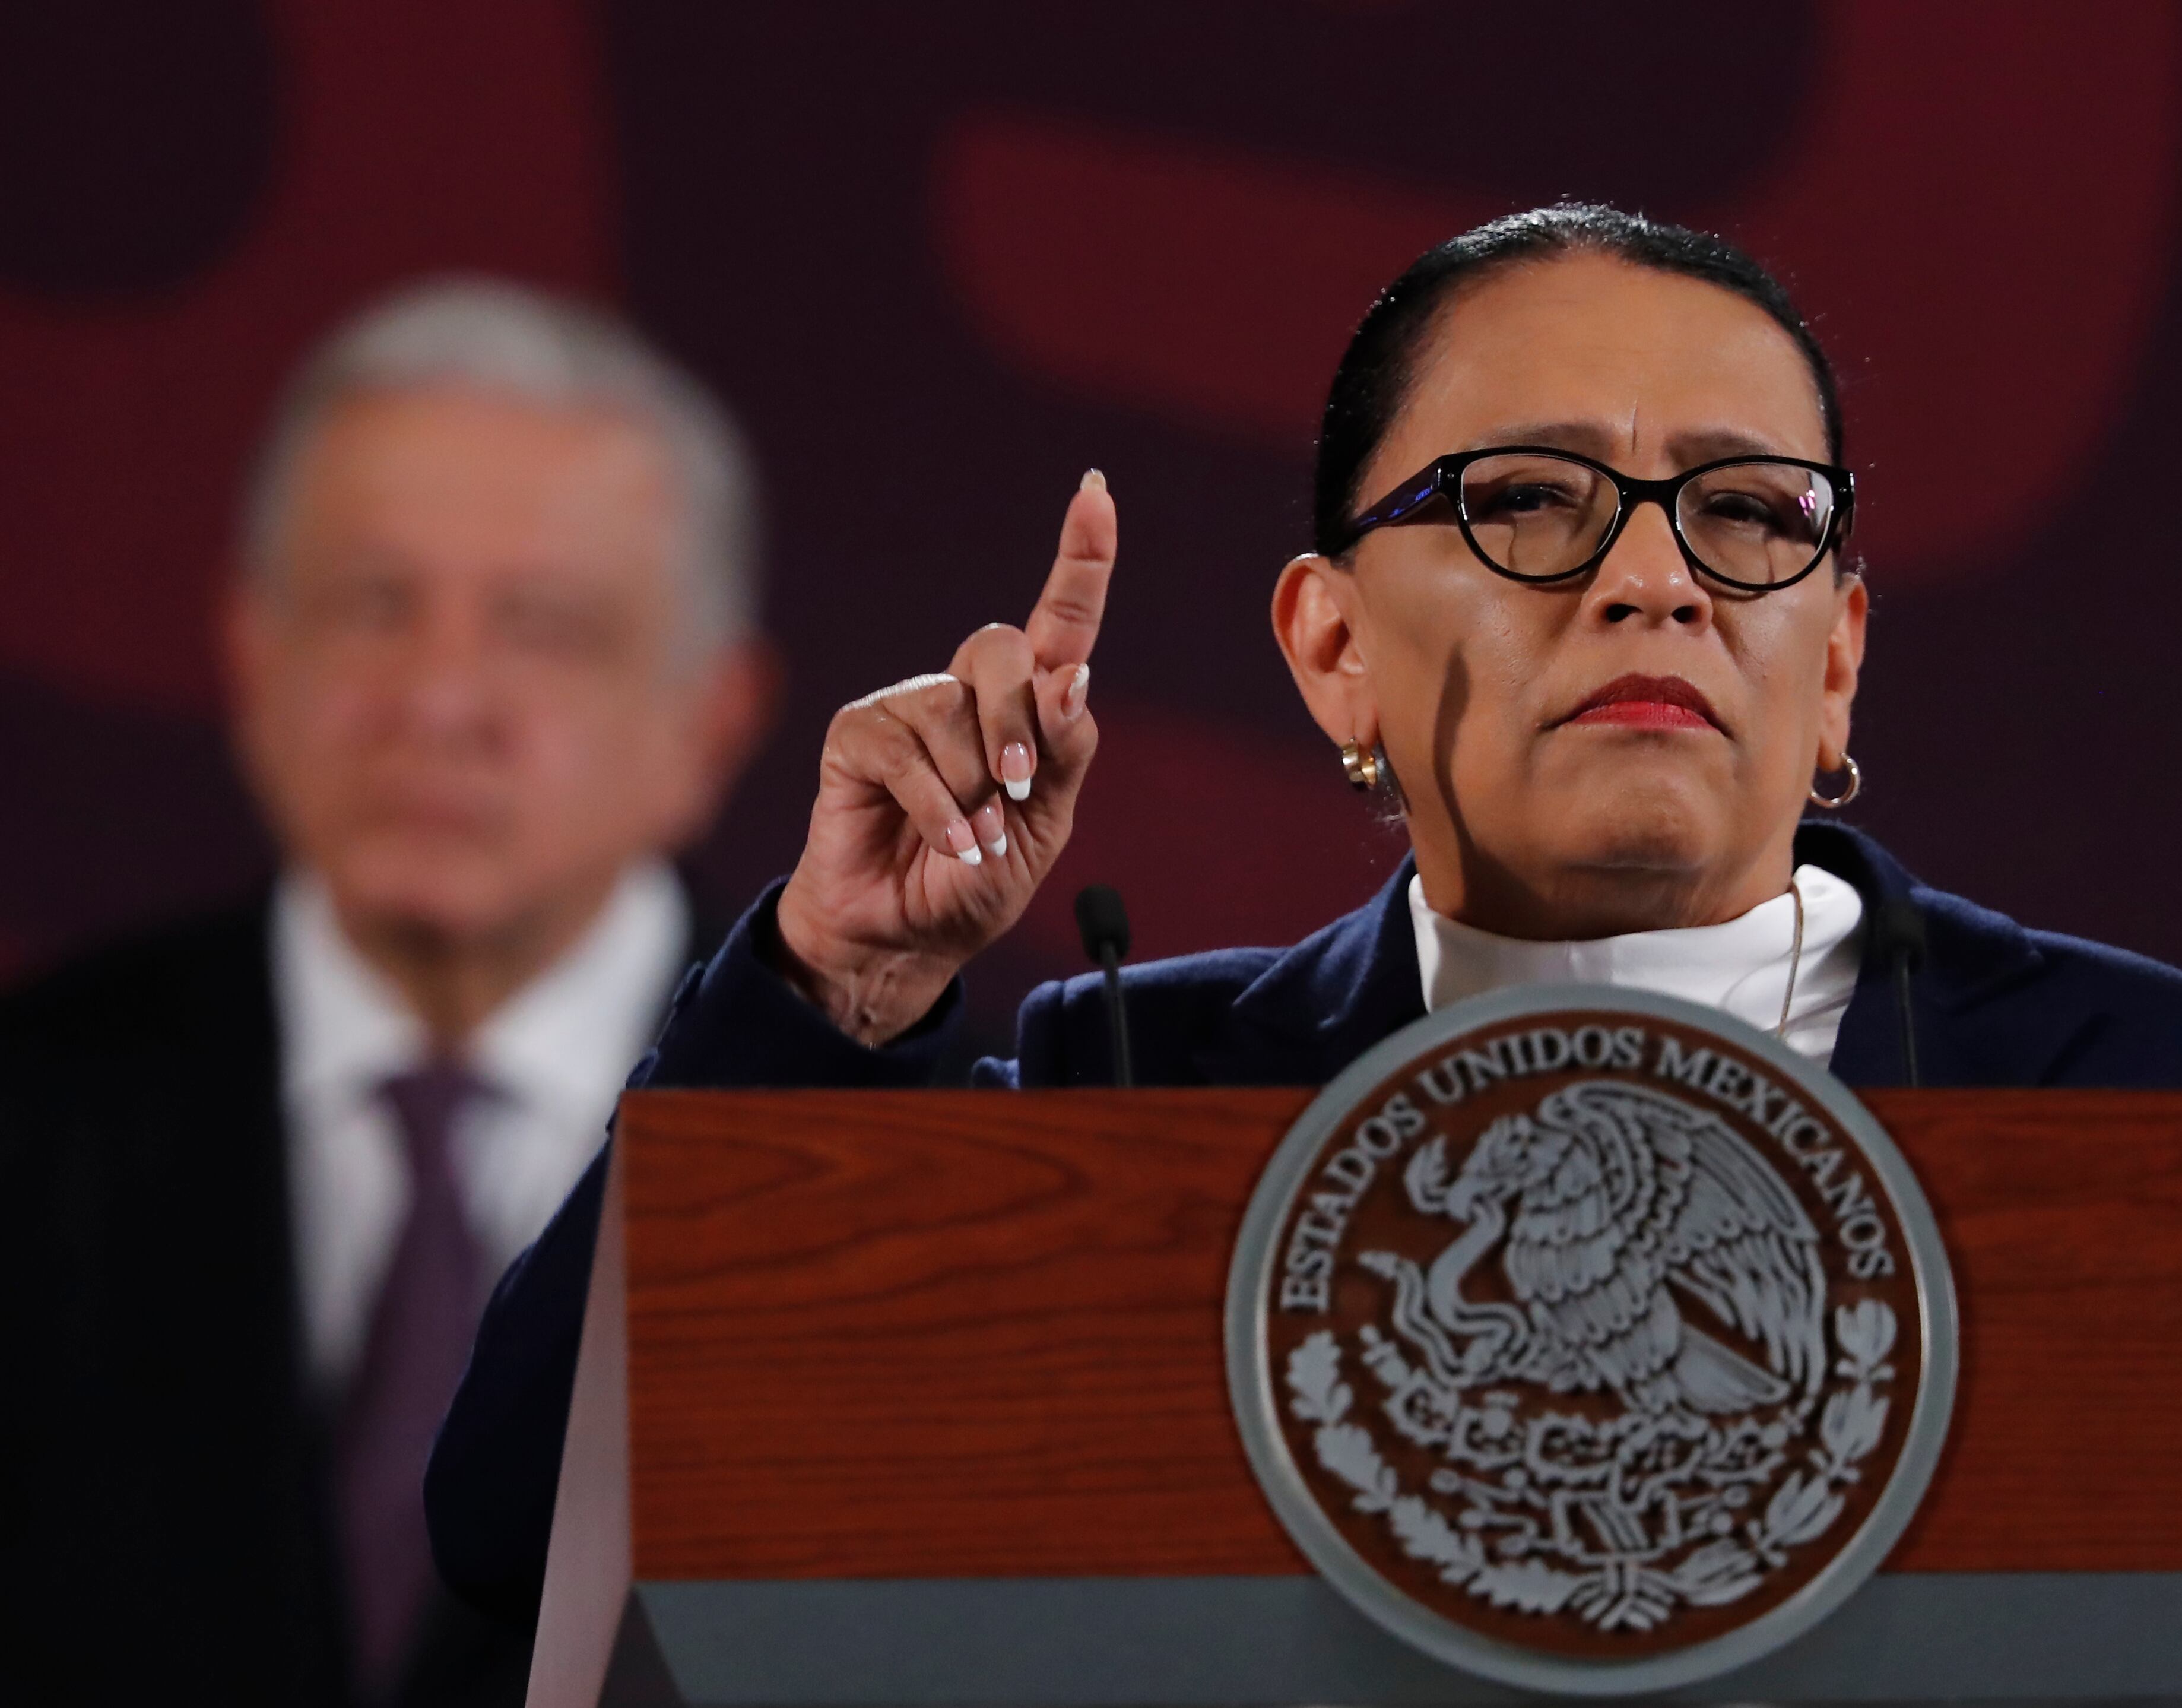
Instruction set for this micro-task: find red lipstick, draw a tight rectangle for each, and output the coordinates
[1559,673,1723,733]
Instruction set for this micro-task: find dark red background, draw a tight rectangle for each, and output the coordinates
[4,2,2177,1035]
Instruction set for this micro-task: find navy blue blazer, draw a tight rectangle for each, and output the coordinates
[425,821,2182,1624]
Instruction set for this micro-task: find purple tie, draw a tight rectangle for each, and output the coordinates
[335,1061,488,1696]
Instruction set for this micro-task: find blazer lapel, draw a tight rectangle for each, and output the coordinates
[1796,820,2080,1087]
[1193,860,1427,1085]
[1797,822,1918,1086]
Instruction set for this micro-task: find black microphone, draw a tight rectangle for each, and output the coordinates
[1073,883,1135,1087]
[1872,896,1926,1089]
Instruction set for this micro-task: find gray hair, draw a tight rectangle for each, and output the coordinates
[243,275,760,648]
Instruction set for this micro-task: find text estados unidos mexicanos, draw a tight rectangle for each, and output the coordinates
[1278,1025,1897,1313]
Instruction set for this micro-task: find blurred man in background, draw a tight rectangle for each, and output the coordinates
[0,280,773,1705]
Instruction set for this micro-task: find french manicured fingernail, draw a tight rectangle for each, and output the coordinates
[1001,741,1033,801]
[1061,663,1091,721]
[946,819,982,866]
[1080,468,1107,493]
[975,801,1007,859]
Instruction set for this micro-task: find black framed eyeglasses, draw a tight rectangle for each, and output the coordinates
[1336,446,1856,593]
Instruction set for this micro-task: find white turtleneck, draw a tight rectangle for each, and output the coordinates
[1409,864,1866,1064]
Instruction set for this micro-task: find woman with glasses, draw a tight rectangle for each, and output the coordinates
[427,204,2182,1621]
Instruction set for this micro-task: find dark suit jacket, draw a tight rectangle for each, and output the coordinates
[424,822,2182,1627]
[0,893,715,1706]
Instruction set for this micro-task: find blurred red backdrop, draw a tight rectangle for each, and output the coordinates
[4,1,2180,1038]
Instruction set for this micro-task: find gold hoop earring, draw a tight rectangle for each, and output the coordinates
[1340,738,1381,791]
[1810,753,1862,809]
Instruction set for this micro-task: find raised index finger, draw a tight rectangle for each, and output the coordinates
[1024,469,1117,671]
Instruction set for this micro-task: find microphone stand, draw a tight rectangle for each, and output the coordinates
[1074,884,1136,1088]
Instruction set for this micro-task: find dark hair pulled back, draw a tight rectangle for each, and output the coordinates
[1311,202,1842,559]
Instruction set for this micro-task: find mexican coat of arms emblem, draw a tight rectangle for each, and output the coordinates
[1226,987,1956,1696]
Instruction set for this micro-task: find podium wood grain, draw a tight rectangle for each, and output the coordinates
[617,1088,2182,1581]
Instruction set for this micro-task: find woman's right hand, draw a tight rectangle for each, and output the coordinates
[772,472,1115,1044]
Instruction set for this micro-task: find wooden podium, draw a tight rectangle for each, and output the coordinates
[527,1089,2182,1706]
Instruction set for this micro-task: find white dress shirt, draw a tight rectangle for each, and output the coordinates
[272,861,691,1392]
[1410,864,1866,1063]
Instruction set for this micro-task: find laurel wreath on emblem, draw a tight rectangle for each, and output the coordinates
[1287,1299,1896,1632]
[1280,1081,1903,1635]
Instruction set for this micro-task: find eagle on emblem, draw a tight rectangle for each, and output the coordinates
[1366,1081,1828,1417]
